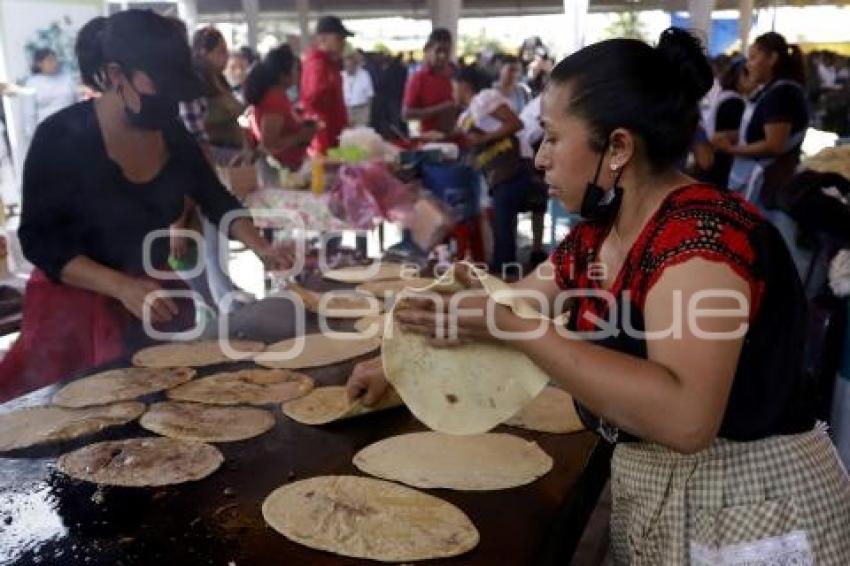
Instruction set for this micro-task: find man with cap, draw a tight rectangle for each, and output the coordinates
[301,15,352,155]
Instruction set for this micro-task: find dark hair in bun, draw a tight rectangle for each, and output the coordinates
[548,27,713,171]
[243,45,295,105]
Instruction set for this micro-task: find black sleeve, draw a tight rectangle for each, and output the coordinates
[18,121,83,283]
[760,85,808,131]
[169,122,244,228]
[716,98,745,132]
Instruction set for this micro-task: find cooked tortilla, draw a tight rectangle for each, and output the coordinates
[57,437,223,487]
[256,333,381,369]
[353,314,392,338]
[353,431,552,490]
[140,401,275,442]
[321,262,420,283]
[282,385,403,425]
[262,476,479,562]
[383,262,549,435]
[166,368,314,405]
[289,284,383,319]
[355,277,434,297]
[52,367,196,408]
[132,340,266,368]
[0,402,146,452]
[505,385,584,434]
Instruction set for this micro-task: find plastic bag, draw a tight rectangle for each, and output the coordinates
[326,162,416,230]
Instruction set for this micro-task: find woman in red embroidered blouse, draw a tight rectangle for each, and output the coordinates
[347,28,850,563]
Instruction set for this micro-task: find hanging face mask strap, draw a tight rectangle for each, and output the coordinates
[580,139,614,219]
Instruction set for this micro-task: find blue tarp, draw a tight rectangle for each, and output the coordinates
[670,15,750,56]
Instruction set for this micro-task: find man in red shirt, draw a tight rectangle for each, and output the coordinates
[301,15,351,155]
[403,28,457,136]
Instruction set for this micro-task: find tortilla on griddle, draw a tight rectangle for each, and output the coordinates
[505,385,584,434]
[256,333,381,369]
[57,437,223,487]
[262,476,479,562]
[166,368,314,405]
[321,262,419,284]
[281,385,403,425]
[140,401,275,442]
[0,402,146,452]
[353,431,552,490]
[132,340,265,368]
[52,367,195,408]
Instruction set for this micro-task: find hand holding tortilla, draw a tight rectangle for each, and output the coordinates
[346,355,391,407]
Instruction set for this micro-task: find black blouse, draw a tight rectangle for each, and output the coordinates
[19,101,242,283]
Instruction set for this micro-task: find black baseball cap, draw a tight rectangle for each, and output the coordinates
[316,15,354,37]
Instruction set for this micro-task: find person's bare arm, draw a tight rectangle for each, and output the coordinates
[258,115,315,153]
[715,122,793,158]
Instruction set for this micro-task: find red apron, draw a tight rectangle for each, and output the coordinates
[0,270,194,402]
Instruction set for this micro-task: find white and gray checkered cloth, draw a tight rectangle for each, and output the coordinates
[610,426,850,565]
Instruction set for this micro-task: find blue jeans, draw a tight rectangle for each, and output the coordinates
[490,170,528,273]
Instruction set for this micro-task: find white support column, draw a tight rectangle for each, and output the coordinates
[428,0,461,46]
[242,0,259,51]
[177,0,198,34]
[739,0,754,51]
[296,0,310,54]
[563,0,589,55]
[688,0,715,47]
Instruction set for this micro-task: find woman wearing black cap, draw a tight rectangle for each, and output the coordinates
[0,10,293,400]
[350,28,850,563]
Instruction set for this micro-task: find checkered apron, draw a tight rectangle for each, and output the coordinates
[610,425,850,565]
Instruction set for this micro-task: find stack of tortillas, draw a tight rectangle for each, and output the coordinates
[353,313,391,337]
[262,476,479,562]
[353,431,552,490]
[321,262,419,284]
[140,401,275,442]
[0,402,146,451]
[288,284,383,319]
[256,333,380,370]
[52,367,196,408]
[505,386,584,434]
[282,386,403,425]
[132,340,266,368]
[355,277,434,297]
[383,262,549,434]
[166,368,314,405]
[57,437,223,486]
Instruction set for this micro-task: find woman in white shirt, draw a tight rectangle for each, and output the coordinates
[455,65,524,274]
[23,48,78,143]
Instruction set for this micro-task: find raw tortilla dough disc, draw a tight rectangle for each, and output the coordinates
[355,277,434,297]
[166,368,314,405]
[505,386,584,434]
[262,475,479,562]
[282,386,403,425]
[321,262,420,284]
[290,284,383,319]
[57,437,223,487]
[256,333,381,369]
[140,401,275,442]
[353,314,392,338]
[383,262,549,435]
[353,431,552,490]
[132,340,266,368]
[0,402,146,452]
[52,367,196,408]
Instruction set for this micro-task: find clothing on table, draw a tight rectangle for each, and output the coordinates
[403,63,454,134]
[1,101,242,395]
[248,88,308,172]
[22,72,78,141]
[549,183,848,563]
[300,47,347,155]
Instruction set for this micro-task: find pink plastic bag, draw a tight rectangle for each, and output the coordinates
[326,162,416,230]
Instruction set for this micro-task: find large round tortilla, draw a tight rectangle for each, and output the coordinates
[353,314,392,338]
[256,333,381,369]
[321,262,420,283]
[290,284,383,319]
[140,401,275,442]
[282,386,403,425]
[57,437,223,487]
[166,368,314,405]
[52,367,196,408]
[383,263,549,435]
[132,340,266,368]
[355,277,434,297]
[0,402,146,452]
[262,476,479,562]
[353,431,552,490]
[505,386,584,434]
